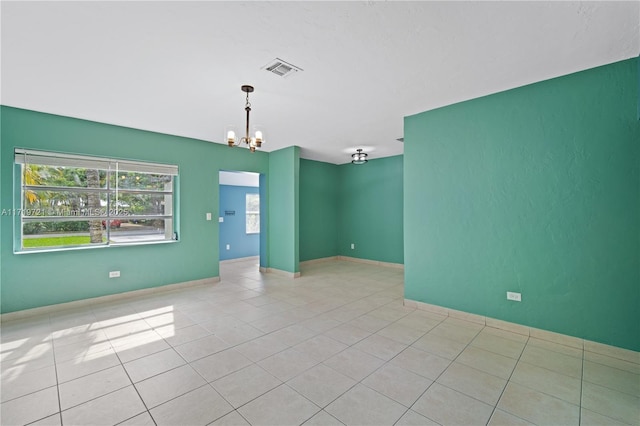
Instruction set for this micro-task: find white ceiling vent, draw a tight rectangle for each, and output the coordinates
[262,58,303,78]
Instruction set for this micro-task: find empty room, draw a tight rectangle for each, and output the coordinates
[1,2,638,426]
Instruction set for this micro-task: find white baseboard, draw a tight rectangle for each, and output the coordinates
[261,267,301,278]
[404,298,639,363]
[338,255,404,269]
[220,256,259,264]
[1,276,221,322]
[300,256,339,266]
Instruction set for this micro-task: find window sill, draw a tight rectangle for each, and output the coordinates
[15,239,178,255]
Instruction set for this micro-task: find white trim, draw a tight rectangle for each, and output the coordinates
[1,277,220,322]
[337,255,404,269]
[264,267,301,278]
[15,148,178,175]
[300,256,339,266]
[220,256,259,264]
[404,298,639,362]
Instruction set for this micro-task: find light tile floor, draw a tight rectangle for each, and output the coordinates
[1,259,639,426]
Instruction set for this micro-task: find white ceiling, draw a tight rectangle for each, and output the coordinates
[2,1,638,164]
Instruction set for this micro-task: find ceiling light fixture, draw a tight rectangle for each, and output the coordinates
[351,149,368,165]
[226,85,264,152]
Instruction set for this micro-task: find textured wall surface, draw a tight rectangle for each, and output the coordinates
[338,155,404,264]
[267,146,300,273]
[299,156,404,264]
[404,58,639,351]
[0,107,270,313]
[299,159,339,262]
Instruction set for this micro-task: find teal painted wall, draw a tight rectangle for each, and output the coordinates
[404,59,640,351]
[0,107,269,313]
[338,155,404,264]
[267,146,300,273]
[299,159,339,262]
[259,173,268,269]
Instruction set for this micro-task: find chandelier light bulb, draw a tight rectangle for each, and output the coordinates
[226,130,236,146]
[351,148,368,165]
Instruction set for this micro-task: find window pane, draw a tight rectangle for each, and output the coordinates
[22,220,107,249]
[23,164,107,188]
[108,219,171,243]
[246,213,260,234]
[246,193,260,234]
[246,193,259,212]
[17,149,177,251]
[23,190,107,218]
[110,172,173,191]
[112,193,172,217]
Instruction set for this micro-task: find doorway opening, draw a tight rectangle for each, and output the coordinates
[218,170,263,275]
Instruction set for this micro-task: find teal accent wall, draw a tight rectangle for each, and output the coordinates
[0,106,269,313]
[259,173,268,269]
[0,109,3,299]
[267,146,300,273]
[338,155,404,264]
[299,159,339,261]
[404,59,640,351]
[219,185,260,261]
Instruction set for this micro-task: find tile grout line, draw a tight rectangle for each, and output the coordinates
[170,329,256,426]
[406,320,489,425]
[503,346,591,411]
[374,312,451,425]
[163,285,326,424]
[48,330,135,424]
[113,340,158,426]
[484,333,531,425]
[6,260,636,426]
[226,297,401,419]
[49,317,64,426]
[579,345,585,426]
[113,317,251,423]
[216,283,422,424]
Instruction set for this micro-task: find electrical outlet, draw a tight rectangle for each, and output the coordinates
[506,291,521,302]
[226,244,230,250]
[351,243,355,250]
[206,213,212,221]
[109,271,120,278]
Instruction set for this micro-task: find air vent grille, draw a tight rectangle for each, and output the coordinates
[262,58,303,78]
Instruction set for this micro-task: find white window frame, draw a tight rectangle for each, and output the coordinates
[245,193,260,234]
[14,149,178,252]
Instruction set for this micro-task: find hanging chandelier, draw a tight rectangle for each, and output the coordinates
[226,85,264,152]
[351,149,368,165]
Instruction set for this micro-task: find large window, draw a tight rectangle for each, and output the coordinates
[14,149,178,251]
[246,193,260,234]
